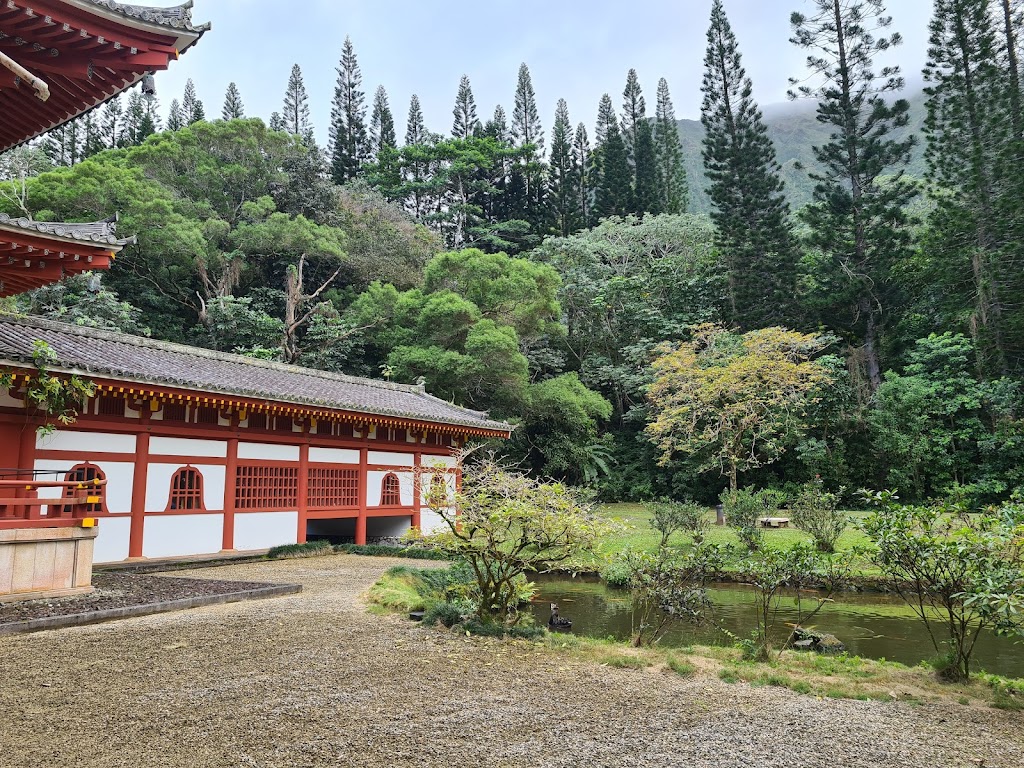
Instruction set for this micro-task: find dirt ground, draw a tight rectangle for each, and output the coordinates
[1,555,1020,768]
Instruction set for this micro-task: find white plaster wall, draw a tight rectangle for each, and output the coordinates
[309,447,360,464]
[142,514,224,559]
[37,430,136,454]
[238,442,300,461]
[150,436,227,458]
[93,516,132,563]
[234,511,298,551]
[368,450,414,467]
[145,463,226,512]
[419,509,449,535]
[366,470,414,506]
[33,459,134,513]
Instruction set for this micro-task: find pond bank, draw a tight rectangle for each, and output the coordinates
[4,555,1021,768]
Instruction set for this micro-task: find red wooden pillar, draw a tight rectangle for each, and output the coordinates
[297,439,309,544]
[128,413,151,559]
[356,446,368,545]
[222,435,238,551]
[17,421,38,519]
[412,451,422,531]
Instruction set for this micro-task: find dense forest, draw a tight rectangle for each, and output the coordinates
[2,0,1023,506]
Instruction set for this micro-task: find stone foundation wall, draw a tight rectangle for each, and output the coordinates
[0,526,98,603]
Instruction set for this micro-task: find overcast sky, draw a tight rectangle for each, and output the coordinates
[155,0,935,143]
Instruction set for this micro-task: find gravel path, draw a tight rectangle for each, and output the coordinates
[1,555,1020,768]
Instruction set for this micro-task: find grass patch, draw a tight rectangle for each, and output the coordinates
[267,540,333,559]
[667,654,696,677]
[719,668,740,683]
[599,652,652,669]
[366,566,431,612]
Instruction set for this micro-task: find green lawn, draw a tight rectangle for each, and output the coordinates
[588,503,875,573]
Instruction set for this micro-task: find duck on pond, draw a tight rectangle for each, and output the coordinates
[549,602,572,630]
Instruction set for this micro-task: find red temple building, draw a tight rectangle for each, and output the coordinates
[0,3,507,600]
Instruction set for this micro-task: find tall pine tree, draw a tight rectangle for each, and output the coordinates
[369,85,396,156]
[222,82,245,120]
[511,63,545,221]
[701,0,796,328]
[166,99,184,132]
[452,75,480,139]
[593,94,632,218]
[330,36,368,184]
[181,79,205,124]
[573,122,593,226]
[790,0,916,391]
[654,78,687,214]
[282,64,313,141]
[922,0,1024,375]
[548,99,582,235]
[620,68,645,162]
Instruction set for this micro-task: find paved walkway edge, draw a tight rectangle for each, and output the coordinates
[0,583,302,637]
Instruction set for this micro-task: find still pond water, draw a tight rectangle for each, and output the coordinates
[527,575,1024,679]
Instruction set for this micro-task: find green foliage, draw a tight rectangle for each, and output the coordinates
[720,487,767,551]
[332,543,451,561]
[735,543,853,661]
[0,340,95,435]
[416,452,612,625]
[860,492,1024,681]
[790,478,847,553]
[646,499,709,548]
[648,324,832,492]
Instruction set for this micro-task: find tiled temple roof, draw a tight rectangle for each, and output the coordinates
[0,214,136,248]
[77,0,211,33]
[0,314,512,434]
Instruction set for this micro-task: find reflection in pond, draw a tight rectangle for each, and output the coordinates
[527,574,1024,679]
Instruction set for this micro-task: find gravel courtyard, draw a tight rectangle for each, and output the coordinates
[1,555,1020,768]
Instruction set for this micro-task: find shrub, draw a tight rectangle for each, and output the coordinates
[267,540,333,559]
[422,601,471,628]
[334,543,451,561]
[601,559,632,588]
[647,499,710,548]
[790,478,848,553]
[861,492,1024,682]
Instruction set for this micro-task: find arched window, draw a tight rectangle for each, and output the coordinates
[429,472,448,506]
[380,473,402,506]
[167,466,205,511]
[59,463,106,515]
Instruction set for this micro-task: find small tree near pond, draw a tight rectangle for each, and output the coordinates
[415,450,612,626]
[736,543,853,662]
[720,487,786,551]
[616,545,728,647]
[860,492,1024,682]
[647,499,710,548]
[790,478,848,553]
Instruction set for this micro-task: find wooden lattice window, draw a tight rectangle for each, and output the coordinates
[380,472,402,506]
[234,464,298,510]
[60,463,106,515]
[163,402,187,422]
[97,396,125,417]
[167,467,205,511]
[275,416,293,432]
[307,466,360,509]
[196,406,219,425]
[247,412,267,430]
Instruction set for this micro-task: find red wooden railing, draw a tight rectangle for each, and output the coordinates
[0,470,106,529]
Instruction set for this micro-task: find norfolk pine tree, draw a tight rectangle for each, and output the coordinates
[594,94,633,217]
[790,0,916,392]
[573,123,593,226]
[701,0,797,328]
[369,85,396,157]
[181,78,205,124]
[222,82,245,120]
[166,99,184,132]
[549,99,582,235]
[923,0,1024,376]
[282,64,313,140]
[452,75,480,139]
[511,63,545,220]
[654,78,687,215]
[330,36,368,183]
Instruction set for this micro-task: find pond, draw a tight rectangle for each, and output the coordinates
[527,574,1024,679]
